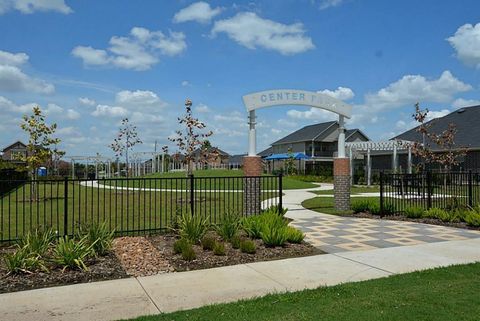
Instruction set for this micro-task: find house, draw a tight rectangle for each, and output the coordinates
[264,121,370,174]
[389,104,480,171]
[1,141,27,165]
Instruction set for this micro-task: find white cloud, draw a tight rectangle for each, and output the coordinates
[195,103,210,113]
[181,80,190,87]
[0,65,55,94]
[211,12,315,55]
[0,0,72,14]
[78,97,96,106]
[174,1,223,24]
[72,27,186,71]
[318,0,344,10]
[364,70,471,110]
[115,89,167,110]
[66,109,80,120]
[452,98,480,109]
[91,104,128,117]
[447,22,480,68]
[286,107,336,122]
[0,50,28,66]
[0,50,54,94]
[0,96,38,113]
[213,111,244,123]
[318,86,355,100]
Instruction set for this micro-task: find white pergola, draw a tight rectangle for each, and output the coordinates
[130,151,165,177]
[346,140,415,186]
[68,155,113,179]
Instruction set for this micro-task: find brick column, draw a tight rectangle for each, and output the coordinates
[334,158,350,211]
[243,156,262,215]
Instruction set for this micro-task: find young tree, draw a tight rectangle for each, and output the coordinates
[110,118,142,177]
[285,147,296,175]
[20,106,63,200]
[168,99,214,175]
[411,102,467,171]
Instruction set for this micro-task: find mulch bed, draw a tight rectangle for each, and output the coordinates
[147,234,322,273]
[0,233,322,293]
[349,212,480,230]
[0,249,127,294]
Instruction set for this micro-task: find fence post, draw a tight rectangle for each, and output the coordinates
[468,170,473,208]
[278,173,283,212]
[63,177,68,236]
[189,174,195,216]
[379,171,384,217]
[426,171,432,209]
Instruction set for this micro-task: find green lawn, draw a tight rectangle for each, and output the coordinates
[313,185,380,195]
[0,180,279,242]
[302,196,380,215]
[125,263,480,321]
[104,170,317,190]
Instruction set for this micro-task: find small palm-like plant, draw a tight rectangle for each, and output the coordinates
[3,246,48,275]
[178,212,209,244]
[241,215,264,239]
[53,236,95,271]
[78,223,114,256]
[18,228,57,256]
[216,211,241,241]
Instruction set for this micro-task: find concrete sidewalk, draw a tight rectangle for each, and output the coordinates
[1,237,479,321]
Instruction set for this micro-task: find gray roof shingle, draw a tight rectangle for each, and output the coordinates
[394,105,480,150]
[271,121,337,145]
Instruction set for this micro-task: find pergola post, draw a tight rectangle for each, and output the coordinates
[407,146,412,174]
[71,160,75,179]
[367,148,371,186]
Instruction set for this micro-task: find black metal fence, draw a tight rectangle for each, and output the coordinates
[380,171,480,215]
[0,175,282,243]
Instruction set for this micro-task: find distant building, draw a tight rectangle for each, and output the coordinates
[263,121,370,174]
[384,104,480,171]
[1,141,27,165]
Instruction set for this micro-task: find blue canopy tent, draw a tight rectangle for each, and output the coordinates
[264,153,311,160]
[264,153,311,174]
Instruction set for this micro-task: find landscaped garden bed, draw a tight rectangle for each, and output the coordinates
[303,196,480,230]
[0,207,319,293]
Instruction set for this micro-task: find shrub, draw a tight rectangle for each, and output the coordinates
[230,235,241,249]
[242,215,264,239]
[240,240,256,254]
[262,205,288,216]
[351,199,381,214]
[351,200,371,213]
[78,223,114,256]
[18,228,56,257]
[465,211,480,227]
[178,213,209,244]
[286,226,304,244]
[3,247,47,274]
[181,243,196,261]
[424,208,449,220]
[258,211,289,247]
[213,242,226,256]
[404,206,424,219]
[173,238,190,254]
[201,235,216,251]
[216,211,241,241]
[53,236,95,271]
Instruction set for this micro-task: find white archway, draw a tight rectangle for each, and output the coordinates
[242,89,352,157]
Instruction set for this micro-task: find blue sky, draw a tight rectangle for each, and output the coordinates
[0,0,479,157]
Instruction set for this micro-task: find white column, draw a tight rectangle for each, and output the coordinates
[367,148,371,186]
[408,146,412,174]
[337,115,346,158]
[248,110,256,156]
[349,146,354,184]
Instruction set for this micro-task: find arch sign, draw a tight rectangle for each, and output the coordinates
[242,89,352,157]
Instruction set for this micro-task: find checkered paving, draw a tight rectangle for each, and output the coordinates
[290,216,480,253]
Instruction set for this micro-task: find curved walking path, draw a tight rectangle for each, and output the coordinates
[283,184,480,253]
